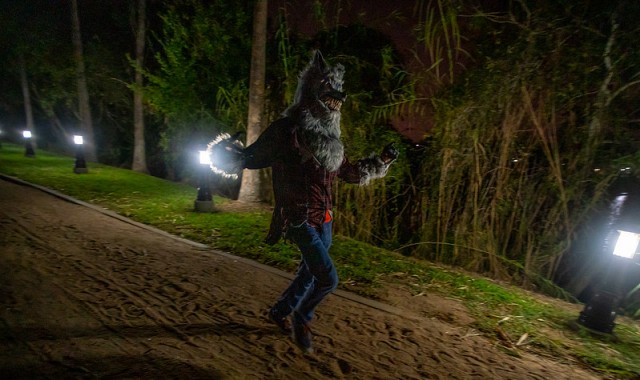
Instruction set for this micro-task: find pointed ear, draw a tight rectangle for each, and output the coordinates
[311,50,326,71]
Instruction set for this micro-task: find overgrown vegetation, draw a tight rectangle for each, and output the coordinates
[1,144,639,378]
[142,0,252,180]
[292,1,640,302]
[400,0,640,293]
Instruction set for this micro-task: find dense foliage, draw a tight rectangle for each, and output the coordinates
[142,0,252,180]
[333,1,640,301]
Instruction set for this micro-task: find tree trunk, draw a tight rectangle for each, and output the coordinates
[237,0,267,203]
[18,52,36,147]
[71,0,96,162]
[132,0,148,173]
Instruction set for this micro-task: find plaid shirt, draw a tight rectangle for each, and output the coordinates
[244,117,363,243]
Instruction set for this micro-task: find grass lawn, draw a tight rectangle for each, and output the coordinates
[1,143,639,378]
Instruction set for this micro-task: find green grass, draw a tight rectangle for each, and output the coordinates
[1,143,639,378]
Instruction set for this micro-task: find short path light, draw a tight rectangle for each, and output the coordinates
[23,130,35,157]
[194,150,214,212]
[73,135,88,174]
[612,231,640,259]
[578,227,640,334]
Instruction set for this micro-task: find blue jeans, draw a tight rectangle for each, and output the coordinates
[271,221,338,324]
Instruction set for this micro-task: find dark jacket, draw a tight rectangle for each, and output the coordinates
[243,117,371,244]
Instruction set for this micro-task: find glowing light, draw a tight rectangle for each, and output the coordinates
[612,230,640,259]
[199,150,211,165]
[23,130,32,138]
[73,135,84,145]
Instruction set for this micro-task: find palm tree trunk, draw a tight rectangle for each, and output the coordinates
[18,52,36,148]
[132,0,148,173]
[238,0,267,202]
[71,0,96,162]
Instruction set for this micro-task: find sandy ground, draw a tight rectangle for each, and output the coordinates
[0,177,603,379]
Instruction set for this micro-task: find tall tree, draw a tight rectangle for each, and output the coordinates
[132,0,148,173]
[18,52,35,139]
[71,0,96,161]
[238,0,267,202]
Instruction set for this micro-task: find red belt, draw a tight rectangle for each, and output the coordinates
[324,210,333,223]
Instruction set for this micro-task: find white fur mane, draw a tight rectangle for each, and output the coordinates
[283,51,345,172]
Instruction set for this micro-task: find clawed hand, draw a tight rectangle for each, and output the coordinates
[381,143,399,164]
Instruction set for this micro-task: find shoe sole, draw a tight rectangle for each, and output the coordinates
[268,310,292,335]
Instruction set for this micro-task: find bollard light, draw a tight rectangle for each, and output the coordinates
[73,134,88,174]
[612,231,639,259]
[578,228,640,333]
[199,150,212,165]
[194,150,214,212]
[23,130,35,157]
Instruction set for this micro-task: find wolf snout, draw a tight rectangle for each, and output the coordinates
[321,91,346,111]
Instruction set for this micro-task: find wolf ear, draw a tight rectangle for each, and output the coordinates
[311,50,326,72]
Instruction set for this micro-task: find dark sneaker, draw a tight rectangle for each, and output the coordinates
[292,313,313,354]
[269,308,292,335]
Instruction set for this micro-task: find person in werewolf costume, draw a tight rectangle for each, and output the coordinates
[210,50,398,353]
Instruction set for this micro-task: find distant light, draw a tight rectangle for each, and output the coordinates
[612,230,640,259]
[73,135,84,145]
[593,168,601,173]
[199,150,211,165]
[23,130,32,138]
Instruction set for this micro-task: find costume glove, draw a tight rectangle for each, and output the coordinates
[207,132,245,177]
[380,143,399,164]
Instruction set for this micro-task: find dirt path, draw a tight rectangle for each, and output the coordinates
[0,178,601,379]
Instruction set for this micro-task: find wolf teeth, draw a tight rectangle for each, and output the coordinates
[322,97,342,111]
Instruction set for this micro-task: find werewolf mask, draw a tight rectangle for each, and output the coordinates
[284,51,346,172]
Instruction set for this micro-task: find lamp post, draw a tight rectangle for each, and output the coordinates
[73,135,88,174]
[23,130,35,157]
[578,227,640,334]
[194,150,214,212]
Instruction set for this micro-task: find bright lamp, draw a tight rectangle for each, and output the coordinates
[199,150,212,165]
[194,150,213,212]
[578,227,639,333]
[612,230,640,259]
[73,134,88,173]
[23,130,35,157]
